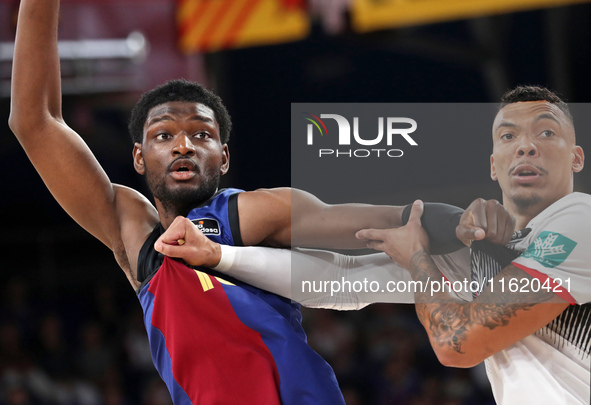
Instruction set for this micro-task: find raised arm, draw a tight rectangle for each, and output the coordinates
[9,0,125,249]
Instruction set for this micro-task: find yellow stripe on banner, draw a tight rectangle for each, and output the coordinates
[177,0,200,26]
[203,0,251,51]
[177,0,309,53]
[195,271,214,292]
[352,0,591,32]
[232,0,308,48]
[179,0,226,52]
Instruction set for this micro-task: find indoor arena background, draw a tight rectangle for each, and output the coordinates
[1,1,591,404]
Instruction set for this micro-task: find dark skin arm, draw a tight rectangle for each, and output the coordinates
[9,0,158,289]
[357,201,568,367]
[9,0,118,248]
[152,188,405,265]
[154,194,516,274]
[237,188,405,248]
[238,189,515,249]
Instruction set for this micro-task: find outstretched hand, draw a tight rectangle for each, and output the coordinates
[456,199,515,247]
[154,216,222,268]
[356,200,429,269]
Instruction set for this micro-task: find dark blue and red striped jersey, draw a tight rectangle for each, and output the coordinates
[136,188,344,404]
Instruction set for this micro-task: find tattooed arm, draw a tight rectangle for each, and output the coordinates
[357,201,569,368]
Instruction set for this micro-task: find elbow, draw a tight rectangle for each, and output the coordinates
[9,109,56,141]
[433,348,484,369]
[8,110,31,139]
[8,112,20,136]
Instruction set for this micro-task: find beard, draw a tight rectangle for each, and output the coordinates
[145,166,221,217]
[510,192,542,212]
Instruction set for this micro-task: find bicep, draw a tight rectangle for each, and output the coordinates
[291,189,404,248]
[238,188,404,248]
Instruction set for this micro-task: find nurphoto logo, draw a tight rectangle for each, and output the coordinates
[303,111,418,158]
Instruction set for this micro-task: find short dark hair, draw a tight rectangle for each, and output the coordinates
[128,79,232,144]
[500,85,572,123]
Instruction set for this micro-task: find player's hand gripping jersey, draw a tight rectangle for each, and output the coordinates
[135,189,345,405]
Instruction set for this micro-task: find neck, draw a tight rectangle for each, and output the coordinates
[154,189,218,229]
[155,199,183,229]
[510,209,538,231]
[503,193,568,230]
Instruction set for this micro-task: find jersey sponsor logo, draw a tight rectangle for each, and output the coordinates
[191,218,221,235]
[522,231,577,268]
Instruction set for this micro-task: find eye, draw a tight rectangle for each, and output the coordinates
[194,132,210,139]
[156,133,171,140]
[541,129,555,137]
[500,133,514,141]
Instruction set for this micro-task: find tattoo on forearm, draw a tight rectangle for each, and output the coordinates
[409,250,558,354]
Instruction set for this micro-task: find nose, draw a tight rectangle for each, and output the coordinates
[516,137,539,158]
[172,133,195,156]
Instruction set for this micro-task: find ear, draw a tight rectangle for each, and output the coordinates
[572,145,585,173]
[133,143,145,175]
[220,144,230,175]
[490,154,497,181]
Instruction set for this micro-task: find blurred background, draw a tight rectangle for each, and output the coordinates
[1,0,591,404]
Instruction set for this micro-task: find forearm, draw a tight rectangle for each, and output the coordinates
[291,197,404,249]
[10,0,62,134]
[408,250,463,334]
[409,250,503,366]
[293,249,415,309]
[214,246,415,309]
[214,245,293,299]
[238,188,404,249]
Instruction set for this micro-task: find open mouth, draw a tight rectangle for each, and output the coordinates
[169,158,198,180]
[511,164,543,177]
[511,164,545,185]
[516,170,537,177]
[169,158,198,173]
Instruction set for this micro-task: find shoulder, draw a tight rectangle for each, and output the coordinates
[236,188,292,247]
[237,188,292,221]
[237,188,291,205]
[527,192,591,233]
[513,192,591,304]
[520,192,591,253]
[540,192,591,214]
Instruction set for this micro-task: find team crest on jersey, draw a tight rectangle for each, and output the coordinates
[191,218,221,236]
[522,231,577,268]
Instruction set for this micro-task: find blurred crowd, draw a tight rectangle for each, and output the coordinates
[0,276,169,405]
[0,271,496,405]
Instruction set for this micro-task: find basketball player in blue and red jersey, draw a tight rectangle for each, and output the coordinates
[9,1,413,403]
[10,0,514,402]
